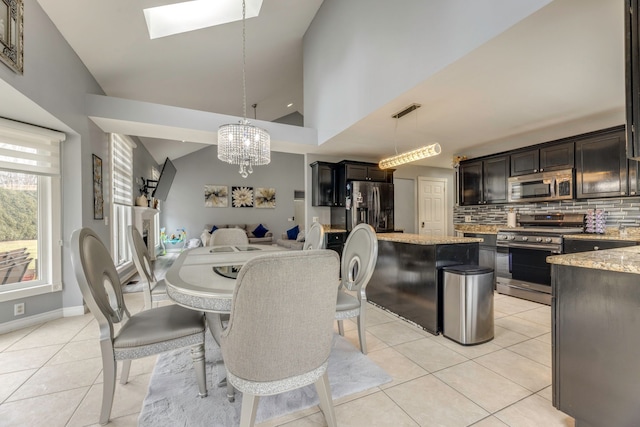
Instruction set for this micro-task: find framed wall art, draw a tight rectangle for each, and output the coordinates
[0,0,24,74]
[92,154,104,220]
[204,185,228,207]
[231,186,253,208]
[255,187,276,208]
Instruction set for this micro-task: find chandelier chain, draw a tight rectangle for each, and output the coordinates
[242,0,247,121]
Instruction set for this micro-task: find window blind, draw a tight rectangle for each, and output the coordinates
[110,134,134,206]
[0,117,65,176]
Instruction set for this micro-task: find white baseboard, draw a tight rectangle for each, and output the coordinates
[63,305,86,317]
[0,304,87,334]
[0,309,63,334]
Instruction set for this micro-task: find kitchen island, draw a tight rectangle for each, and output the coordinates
[368,233,481,334]
[547,246,640,427]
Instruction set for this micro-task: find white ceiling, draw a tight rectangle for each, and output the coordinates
[36,0,626,168]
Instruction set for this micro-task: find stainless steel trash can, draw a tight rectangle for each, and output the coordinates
[442,265,494,345]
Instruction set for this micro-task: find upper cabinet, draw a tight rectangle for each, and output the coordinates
[459,155,509,205]
[575,128,628,199]
[343,162,391,182]
[310,161,337,207]
[311,160,394,207]
[510,141,574,176]
[625,0,640,159]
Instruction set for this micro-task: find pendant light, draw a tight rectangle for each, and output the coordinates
[217,0,270,178]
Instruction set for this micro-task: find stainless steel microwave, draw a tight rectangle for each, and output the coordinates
[507,169,574,203]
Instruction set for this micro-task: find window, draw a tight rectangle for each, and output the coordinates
[0,118,64,301]
[110,134,135,270]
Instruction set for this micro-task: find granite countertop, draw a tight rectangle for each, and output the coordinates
[547,245,640,274]
[325,228,347,233]
[377,233,483,245]
[562,228,640,243]
[453,224,501,234]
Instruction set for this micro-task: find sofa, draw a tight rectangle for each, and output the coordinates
[200,224,273,246]
[275,226,305,250]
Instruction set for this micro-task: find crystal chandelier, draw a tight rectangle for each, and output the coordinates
[218,0,270,178]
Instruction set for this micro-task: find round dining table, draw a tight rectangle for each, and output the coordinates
[165,244,289,313]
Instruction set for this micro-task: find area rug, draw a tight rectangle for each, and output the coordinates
[138,333,391,426]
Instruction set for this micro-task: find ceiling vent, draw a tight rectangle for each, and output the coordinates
[392,103,421,119]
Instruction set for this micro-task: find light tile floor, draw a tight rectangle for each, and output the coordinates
[0,291,575,427]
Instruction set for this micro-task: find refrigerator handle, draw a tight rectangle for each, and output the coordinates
[374,186,380,229]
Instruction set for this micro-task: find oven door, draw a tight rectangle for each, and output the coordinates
[496,243,560,304]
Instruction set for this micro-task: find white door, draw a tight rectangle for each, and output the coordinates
[418,177,446,236]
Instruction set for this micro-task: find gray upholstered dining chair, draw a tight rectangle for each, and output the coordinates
[303,221,326,250]
[127,225,168,310]
[211,228,249,245]
[335,223,378,354]
[220,250,340,427]
[70,227,207,426]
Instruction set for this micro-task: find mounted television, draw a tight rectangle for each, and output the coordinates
[152,157,176,201]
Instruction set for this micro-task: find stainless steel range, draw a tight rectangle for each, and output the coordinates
[495,213,585,305]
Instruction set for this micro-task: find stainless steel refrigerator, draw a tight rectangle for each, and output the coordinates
[345,181,394,232]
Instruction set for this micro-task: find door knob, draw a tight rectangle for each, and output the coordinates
[421,222,425,228]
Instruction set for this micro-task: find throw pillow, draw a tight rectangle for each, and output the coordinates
[253,224,269,238]
[210,225,218,234]
[286,225,299,240]
[296,230,306,242]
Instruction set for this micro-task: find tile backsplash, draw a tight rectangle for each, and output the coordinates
[454,197,640,227]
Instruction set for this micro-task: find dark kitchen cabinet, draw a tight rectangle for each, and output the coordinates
[625,0,640,160]
[344,163,389,182]
[510,149,539,176]
[459,155,508,205]
[310,161,337,207]
[563,238,636,254]
[575,129,628,199]
[325,231,347,259]
[334,161,394,207]
[540,142,575,172]
[510,142,574,176]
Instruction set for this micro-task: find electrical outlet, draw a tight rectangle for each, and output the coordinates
[14,303,25,316]
[464,215,472,223]
[312,217,319,223]
[287,217,294,222]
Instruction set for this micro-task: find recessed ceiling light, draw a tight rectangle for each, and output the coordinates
[287,103,293,108]
[143,0,263,40]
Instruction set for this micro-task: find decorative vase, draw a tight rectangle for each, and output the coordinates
[136,195,148,207]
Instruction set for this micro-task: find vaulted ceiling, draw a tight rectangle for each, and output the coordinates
[37,0,626,168]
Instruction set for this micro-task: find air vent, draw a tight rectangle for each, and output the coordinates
[392,103,421,119]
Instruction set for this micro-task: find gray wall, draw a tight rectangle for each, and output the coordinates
[0,0,157,326]
[162,147,305,242]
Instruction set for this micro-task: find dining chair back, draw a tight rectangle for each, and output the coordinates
[303,221,325,250]
[71,227,207,425]
[127,225,168,309]
[211,228,249,246]
[220,250,340,427]
[335,223,378,354]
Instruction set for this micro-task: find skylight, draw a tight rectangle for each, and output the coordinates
[143,0,263,40]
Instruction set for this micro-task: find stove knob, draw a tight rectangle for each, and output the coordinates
[521,236,528,241]
[545,238,552,243]
[508,236,515,241]
[536,237,543,242]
